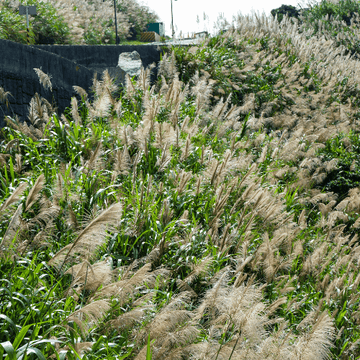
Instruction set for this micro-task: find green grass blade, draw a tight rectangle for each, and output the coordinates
[146,333,152,360]
[0,341,16,360]
[13,324,32,350]
[0,314,16,331]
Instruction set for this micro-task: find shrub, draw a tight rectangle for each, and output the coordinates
[0,0,160,45]
[271,4,301,24]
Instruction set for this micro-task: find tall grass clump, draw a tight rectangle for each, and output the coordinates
[0,0,159,45]
[1,2,360,358]
[272,0,360,60]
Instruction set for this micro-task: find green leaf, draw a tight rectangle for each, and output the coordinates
[9,157,14,185]
[116,348,133,359]
[4,164,9,184]
[336,301,347,326]
[13,324,32,350]
[0,314,16,331]
[0,341,16,360]
[19,347,47,360]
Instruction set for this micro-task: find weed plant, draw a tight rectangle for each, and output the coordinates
[2,2,360,359]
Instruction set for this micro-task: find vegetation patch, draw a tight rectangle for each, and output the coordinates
[2,1,360,359]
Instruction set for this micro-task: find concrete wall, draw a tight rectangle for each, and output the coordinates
[0,40,163,128]
[31,44,162,90]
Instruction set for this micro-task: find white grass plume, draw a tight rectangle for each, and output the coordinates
[119,125,135,147]
[25,174,45,212]
[158,198,173,228]
[87,90,112,121]
[0,182,27,215]
[184,256,213,285]
[99,68,119,97]
[28,202,60,230]
[112,145,131,179]
[83,141,103,173]
[125,73,136,99]
[4,116,38,141]
[143,90,160,124]
[137,64,155,93]
[108,306,153,331]
[73,85,88,101]
[0,86,13,109]
[33,68,52,92]
[0,203,23,254]
[149,325,200,360]
[157,50,179,82]
[194,271,229,322]
[154,122,177,149]
[65,299,110,335]
[137,308,193,346]
[156,144,172,172]
[48,202,122,269]
[91,263,152,305]
[293,311,335,360]
[70,96,82,126]
[180,134,192,161]
[190,70,216,115]
[65,260,113,297]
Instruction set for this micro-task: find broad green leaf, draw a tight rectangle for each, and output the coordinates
[18,347,47,360]
[13,324,32,350]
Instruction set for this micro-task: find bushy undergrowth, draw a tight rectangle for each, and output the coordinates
[0,0,159,45]
[276,0,360,60]
[2,4,360,360]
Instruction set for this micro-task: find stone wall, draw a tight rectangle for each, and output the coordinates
[0,40,163,128]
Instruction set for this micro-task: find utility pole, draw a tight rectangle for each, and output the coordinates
[114,0,119,44]
[171,0,177,39]
[103,0,118,44]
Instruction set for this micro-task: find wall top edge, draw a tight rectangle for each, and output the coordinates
[30,44,166,47]
[30,44,191,47]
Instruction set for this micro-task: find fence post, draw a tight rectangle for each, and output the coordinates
[26,6,29,45]
[19,5,36,45]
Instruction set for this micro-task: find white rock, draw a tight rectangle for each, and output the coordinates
[91,51,143,88]
[117,50,142,80]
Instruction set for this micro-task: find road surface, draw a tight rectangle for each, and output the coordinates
[143,38,206,46]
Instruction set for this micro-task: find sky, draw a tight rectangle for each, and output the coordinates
[139,0,318,38]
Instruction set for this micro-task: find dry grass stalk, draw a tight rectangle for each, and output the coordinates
[25,174,45,212]
[0,182,27,215]
[33,68,53,92]
[48,202,122,269]
[65,299,111,335]
[91,263,152,305]
[65,260,113,298]
[0,203,23,255]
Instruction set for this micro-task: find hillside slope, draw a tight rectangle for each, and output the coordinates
[0,9,360,360]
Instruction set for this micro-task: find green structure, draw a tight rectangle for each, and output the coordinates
[146,22,165,37]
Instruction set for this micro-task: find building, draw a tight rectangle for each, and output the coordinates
[146,23,165,37]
